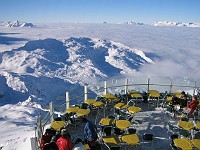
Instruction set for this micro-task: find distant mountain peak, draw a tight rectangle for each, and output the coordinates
[0,20,34,27]
[153,21,200,28]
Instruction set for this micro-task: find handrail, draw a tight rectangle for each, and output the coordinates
[35,76,200,149]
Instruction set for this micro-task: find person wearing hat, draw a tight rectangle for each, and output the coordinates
[56,129,73,150]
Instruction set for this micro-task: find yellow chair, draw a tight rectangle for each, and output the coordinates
[148,90,160,108]
[130,93,144,106]
[171,91,182,98]
[121,134,139,147]
[173,138,193,150]
[102,93,120,103]
[102,135,122,149]
[128,90,140,95]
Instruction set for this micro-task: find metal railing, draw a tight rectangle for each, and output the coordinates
[34,76,200,149]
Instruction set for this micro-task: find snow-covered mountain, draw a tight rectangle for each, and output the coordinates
[153,21,200,28]
[0,37,153,105]
[124,21,144,25]
[0,20,34,27]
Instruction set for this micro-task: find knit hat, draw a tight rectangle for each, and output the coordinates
[60,129,68,136]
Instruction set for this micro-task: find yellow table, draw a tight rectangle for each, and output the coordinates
[99,118,116,126]
[76,109,90,117]
[102,94,120,103]
[66,106,79,113]
[178,121,194,130]
[92,101,104,107]
[115,102,129,110]
[102,135,122,147]
[131,93,143,98]
[127,106,141,114]
[128,90,139,94]
[85,99,96,105]
[191,139,200,149]
[115,120,131,130]
[174,138,193,150]
[121,134,139,147]
[195,122,200,130]
[51,121,66,131]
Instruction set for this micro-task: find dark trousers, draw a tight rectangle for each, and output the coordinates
[88,140,101,150]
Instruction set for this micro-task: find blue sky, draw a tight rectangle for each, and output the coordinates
[0,0,199,24]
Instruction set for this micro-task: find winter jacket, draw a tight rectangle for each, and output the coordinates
[186,100,199,114]
[56,136,73,150]
[84,121,98,142]
[41,134,53,150]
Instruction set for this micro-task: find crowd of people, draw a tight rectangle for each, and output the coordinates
[40,117,101,150]
[169,91,199,117]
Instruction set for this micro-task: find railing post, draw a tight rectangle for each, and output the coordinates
[170,80,173,93]
[147,78,150,92]
[104,81,107,95]
[36,115,43,148]
[193,81,197,95]
[84,86,88,101]
[30,137,38,150]
[49,102,54,123]
[125,78,128,94]
[66,92,70,110]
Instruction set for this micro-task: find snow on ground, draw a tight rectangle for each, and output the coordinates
[0,99,41,150]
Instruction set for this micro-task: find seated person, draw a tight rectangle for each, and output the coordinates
[171,91,187,107]
[40,128,55,150]
[182,95,199,115]
[56,129,73,150]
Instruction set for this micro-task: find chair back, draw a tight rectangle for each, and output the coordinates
[127,128,137,134]
[103,126,112,136]
[143,133,153,141]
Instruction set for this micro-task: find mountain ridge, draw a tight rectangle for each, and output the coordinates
[0,37,153,105]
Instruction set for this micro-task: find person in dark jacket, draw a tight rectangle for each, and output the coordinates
[171,91,188,107]
[41,129,55,150]
[82,118,100,150]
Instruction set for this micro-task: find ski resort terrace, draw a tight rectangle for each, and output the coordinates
[33,76,200,150]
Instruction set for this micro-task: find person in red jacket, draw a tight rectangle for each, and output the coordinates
[56,129,73,150]
[183,95,199,115]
